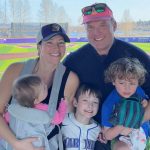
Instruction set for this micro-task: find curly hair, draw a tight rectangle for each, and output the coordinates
[105,57,147,85]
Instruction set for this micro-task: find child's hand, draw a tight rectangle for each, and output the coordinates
[51,98,68,125]
[59,98,68,109]
[141,99,148,108]
[98,132,107,144]
[120,127,132,136]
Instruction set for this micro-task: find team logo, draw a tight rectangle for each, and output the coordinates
[51,24,60,32]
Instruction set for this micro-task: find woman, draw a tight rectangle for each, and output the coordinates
[0,23,79,150]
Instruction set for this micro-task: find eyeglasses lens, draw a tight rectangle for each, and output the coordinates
[94,4,105,13]
[83,6,92,15]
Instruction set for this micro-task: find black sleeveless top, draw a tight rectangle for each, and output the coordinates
[9,68,70,106]
[45,68,70,140]
[42,68,70,108]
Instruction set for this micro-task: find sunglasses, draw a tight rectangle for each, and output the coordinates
[82,3,108,16]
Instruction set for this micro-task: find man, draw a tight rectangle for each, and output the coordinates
[64,3,150,150]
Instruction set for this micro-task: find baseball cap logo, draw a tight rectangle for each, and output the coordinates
[51,24,60,32]
[36,23,70,44]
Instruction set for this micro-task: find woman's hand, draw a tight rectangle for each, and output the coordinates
[13,137,45,150]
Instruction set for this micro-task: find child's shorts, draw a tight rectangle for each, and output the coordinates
[119,127,146,150]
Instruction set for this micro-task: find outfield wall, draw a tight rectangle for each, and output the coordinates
[0,37,150,44]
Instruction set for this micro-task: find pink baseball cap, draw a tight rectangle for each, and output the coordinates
[82,3,113,24]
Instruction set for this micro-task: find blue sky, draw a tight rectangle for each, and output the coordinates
[23,0,150,25]
[6,0,150,24]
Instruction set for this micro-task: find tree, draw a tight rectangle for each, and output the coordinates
[56,6,69,23]
[9,0,31,37]
[120,9,135,36]
[0,0,9,37]
[38,0,54,23]
[0,0,9,24]
[21,0,31,23]
[38,0,70,24]
[0,1,5,24]
[9,0,30,23]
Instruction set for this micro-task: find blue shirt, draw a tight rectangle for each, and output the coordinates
[101,87,149,138]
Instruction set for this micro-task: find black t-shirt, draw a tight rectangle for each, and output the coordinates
[63,38,150,122]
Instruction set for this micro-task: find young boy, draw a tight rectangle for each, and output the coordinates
[61,84,101,150]
[101,58,149,150]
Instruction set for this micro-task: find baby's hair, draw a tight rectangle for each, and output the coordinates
[75,83,101,102]
[105,57,147,85]
[12,75,42,107]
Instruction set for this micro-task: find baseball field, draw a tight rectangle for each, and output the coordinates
[0,42,150,77]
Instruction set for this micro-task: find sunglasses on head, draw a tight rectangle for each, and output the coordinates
[82,3,108,16]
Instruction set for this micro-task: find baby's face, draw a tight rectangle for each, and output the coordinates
[113,78,139,98]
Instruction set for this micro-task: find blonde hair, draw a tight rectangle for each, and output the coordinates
[105,57,147,85]
[12,75,42,107]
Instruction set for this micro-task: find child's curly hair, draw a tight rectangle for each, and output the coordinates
[105,57,147,85]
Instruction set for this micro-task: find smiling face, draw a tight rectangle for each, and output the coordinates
[38,35,66,65]
[74,90,99,124]
[113,78,139,98]
[85,19,116,55]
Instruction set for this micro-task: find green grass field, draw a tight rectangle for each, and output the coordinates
[0,42,150,77]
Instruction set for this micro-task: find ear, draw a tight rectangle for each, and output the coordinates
[112,19,117,31]
[73,98,78,107]
[112,79,117,86]
[34,98,40,105]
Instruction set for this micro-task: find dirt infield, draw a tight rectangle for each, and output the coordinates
[0,52,37,60]
[0,43,78,60]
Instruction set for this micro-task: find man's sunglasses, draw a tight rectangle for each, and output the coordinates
[82,3,108,16]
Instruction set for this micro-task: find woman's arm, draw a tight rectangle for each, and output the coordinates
[0,62,44,150]
[0,116,42,150]
[64,71,79,112]
[0,63,21,146]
